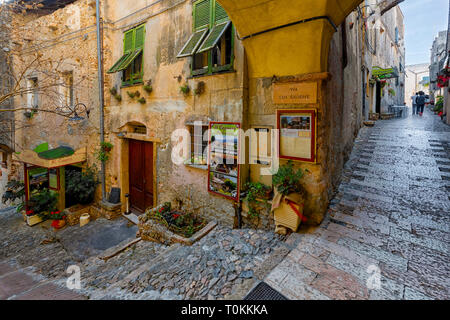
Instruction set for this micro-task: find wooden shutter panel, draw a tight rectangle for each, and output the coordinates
[214,1,228,23]
[194,0,211,30]
[134,25,146,49]
[124,29,134,53]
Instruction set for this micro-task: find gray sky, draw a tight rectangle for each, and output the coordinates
[400,0,449,65]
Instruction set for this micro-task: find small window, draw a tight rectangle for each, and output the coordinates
[107,25,145,86]
[27,77,38,109]
[186,124,209,166]
[61,71,74,108]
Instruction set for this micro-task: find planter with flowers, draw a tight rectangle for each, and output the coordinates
[138,202,216,245]
[25,188,58,227]
[48,211,67,230]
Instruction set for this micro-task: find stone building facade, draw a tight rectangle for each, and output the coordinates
[6,0,406,229]
[405,63,430,106]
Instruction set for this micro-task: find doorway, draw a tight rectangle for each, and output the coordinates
[128,140,154,214]
[375,81,382,114]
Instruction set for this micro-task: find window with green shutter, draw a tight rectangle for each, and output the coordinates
[107,24,146,86]
[177,0,234,76]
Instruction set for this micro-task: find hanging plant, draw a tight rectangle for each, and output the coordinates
[137,97,146,104]
[143,85,153,93]
[144,80,153,93]
[114,94,122,102]
[180,84,190,96]
[95,141,114,162]
[127,91,136,99]
[194,81,205,96]
[134,91,141,98]
[437,75,449,88]
[109,87,117,96]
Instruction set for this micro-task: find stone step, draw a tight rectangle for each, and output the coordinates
[122,213,139,225]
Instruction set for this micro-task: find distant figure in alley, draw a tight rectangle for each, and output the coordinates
[411,92,418,115]
[416,92,426,116]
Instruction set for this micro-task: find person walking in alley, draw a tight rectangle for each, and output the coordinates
[411,92,418,115]
[416,92,426,116]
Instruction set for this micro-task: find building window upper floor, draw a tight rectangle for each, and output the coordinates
[27,77,39,109]
[177,0,234,77]
[107,24,145,87]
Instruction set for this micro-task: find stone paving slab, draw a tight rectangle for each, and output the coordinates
[263,110,450,300]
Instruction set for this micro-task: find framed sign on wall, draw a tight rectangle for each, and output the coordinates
[208,122,241,202]
[277,109,317,163]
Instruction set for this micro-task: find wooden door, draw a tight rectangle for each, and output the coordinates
[129,140,154,213]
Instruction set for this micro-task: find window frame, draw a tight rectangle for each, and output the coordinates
[191,0,235,77]
[121,25,146,87]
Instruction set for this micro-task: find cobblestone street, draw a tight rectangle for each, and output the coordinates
[1,109,449,300]
[265,109,450,300]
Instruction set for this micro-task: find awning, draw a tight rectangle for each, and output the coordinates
[13,147,87,168]
[107,48,143,74]
[372,66,399,80]
[177,28,209,58]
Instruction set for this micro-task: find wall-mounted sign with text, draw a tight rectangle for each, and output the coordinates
[273,82,318,104]
[277,109,317,163]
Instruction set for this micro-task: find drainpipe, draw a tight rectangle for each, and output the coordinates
[96,0,106,201]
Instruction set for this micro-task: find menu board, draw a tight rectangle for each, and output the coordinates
[208,122,240,201]
[277,109,316,163]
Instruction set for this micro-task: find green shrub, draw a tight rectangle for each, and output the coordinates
[66,166,99,205]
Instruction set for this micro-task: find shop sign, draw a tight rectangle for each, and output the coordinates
[273,82,318,104]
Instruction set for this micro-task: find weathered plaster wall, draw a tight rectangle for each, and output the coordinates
[11,0,102,181]
[103,0,246,226]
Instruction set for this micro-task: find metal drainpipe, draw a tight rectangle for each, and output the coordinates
[96,0,106,201]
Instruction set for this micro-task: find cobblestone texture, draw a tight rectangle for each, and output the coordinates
[265,110,450,300]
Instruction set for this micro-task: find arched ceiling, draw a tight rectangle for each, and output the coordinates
[217,0,364,77]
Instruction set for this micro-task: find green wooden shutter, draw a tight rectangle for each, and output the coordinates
[177,28,209,58]
[197,21,231,53]
[194,0,211,30]
[134,25,145,49]
[214,1,228,23]
[124,29,134,53]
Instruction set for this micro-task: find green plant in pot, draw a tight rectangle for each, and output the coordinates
[27,188,58,219]
[244,181,272,218]
[95,142,114,162]
[66,166,100,205]
[272,160,307,197]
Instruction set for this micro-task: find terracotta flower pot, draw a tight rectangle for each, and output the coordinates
[51,219,66,230]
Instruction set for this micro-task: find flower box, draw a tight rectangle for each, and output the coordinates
[26,214,44,227]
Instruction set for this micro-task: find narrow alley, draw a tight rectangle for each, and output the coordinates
[265,108,450,300]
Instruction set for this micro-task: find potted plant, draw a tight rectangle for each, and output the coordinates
[271,161,308,232]
[27,189,58,226]
[180,84,190,96]
[96,142,114,162]
[244,181,272,218]
[49,210,67,230]
[66,166,99,205]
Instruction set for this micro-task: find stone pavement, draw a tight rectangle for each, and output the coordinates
[265,109,450,300]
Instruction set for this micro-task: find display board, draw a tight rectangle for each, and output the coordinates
[277,109,317,163]
[208,122,240,202]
